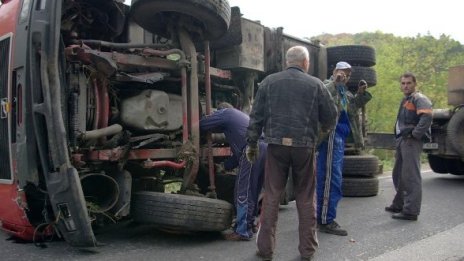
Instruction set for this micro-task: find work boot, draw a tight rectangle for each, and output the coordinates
[385,205,402,213]
[318,221,348,236]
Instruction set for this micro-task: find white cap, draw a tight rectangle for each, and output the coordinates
[335,61,352,70]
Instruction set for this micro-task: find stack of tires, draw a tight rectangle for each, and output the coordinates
[342,155,380,197]
[326,45,380,197]
[326,45,377,93]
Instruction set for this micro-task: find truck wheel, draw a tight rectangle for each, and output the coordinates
[130,0,231,40]
[347,66,377,88]
[327,45,376,67]
[131,191,233,231]
[342,177,379,197]
[342,155,380,177]
[447,108,464,157]
[448,158,464,175]
[427,154,449,174]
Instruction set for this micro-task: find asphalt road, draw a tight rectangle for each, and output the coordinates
[1,169,463,261]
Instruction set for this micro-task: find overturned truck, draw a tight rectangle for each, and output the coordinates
[0,0,376,247]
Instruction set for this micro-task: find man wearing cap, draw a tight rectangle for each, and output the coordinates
[316,61,372,236]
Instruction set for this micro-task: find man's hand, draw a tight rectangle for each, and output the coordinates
[401,128,414,139]
[335,72,346,83]
[246,144,259,163]
[358,80,368,94]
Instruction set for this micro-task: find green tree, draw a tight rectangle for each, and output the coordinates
[314,32,464,132]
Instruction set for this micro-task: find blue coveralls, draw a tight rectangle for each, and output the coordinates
[317,87,351,225]
[200,108,266,239]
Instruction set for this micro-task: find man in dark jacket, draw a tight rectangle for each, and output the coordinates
[246,46,337,261]
[385,72,432,221]
[200,102,267,241]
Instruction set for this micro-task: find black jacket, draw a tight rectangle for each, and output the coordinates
[247,67,337,148]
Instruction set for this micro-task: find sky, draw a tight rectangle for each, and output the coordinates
[228,0,463,43]
[124,0,463,43]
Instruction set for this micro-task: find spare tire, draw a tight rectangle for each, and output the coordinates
[327,45,376,67]
[342,155,380,177]
[342,177,379,197]
[130,0,231,40]
[447,107,464,157]
[131,191,233,231]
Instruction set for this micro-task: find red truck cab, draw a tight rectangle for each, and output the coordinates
[0,0,39,241]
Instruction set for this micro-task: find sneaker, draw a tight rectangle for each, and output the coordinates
[223,232,251,241]
[318,221,348,236]
[385,205,402,213]
[256,250,273,261]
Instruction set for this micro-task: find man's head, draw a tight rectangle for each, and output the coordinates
[286,46,310,73]
[217,102,234,110]
[332,61,352,84]
[399,72,417,96]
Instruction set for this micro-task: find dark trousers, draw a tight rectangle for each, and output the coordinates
[391,137,423,215]
[234,142,266,238]
[257,144,318,258]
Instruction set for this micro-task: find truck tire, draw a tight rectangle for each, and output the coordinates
[131,191,233,231]
[130,0,231,40]
[427,154,449,174]
[347,66,377,88]
[447,108,464,157]
[448,158,464,175]
[342,177,379,197]
[342,155,380,177]
[327,45,376,67]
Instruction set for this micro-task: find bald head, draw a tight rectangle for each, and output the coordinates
[286,46,310,72]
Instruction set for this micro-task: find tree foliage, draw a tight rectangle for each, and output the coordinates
[312,32,464,132]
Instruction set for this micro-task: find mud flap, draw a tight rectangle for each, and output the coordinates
[45,167,97,247]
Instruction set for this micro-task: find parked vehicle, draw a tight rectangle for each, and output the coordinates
[0,0,376,247]
[425,65,464,175]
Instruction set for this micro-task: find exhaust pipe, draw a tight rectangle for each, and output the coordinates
[80,173,119,213]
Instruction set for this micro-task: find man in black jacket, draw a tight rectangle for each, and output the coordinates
[246,46,337,261]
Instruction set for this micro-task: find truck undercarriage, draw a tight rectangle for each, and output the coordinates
[0,0,383,248]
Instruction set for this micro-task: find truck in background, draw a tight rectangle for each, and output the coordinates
[425,65,464,175]
[0,0,377,247]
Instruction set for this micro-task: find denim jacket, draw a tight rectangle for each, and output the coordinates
[247,67,337,148]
